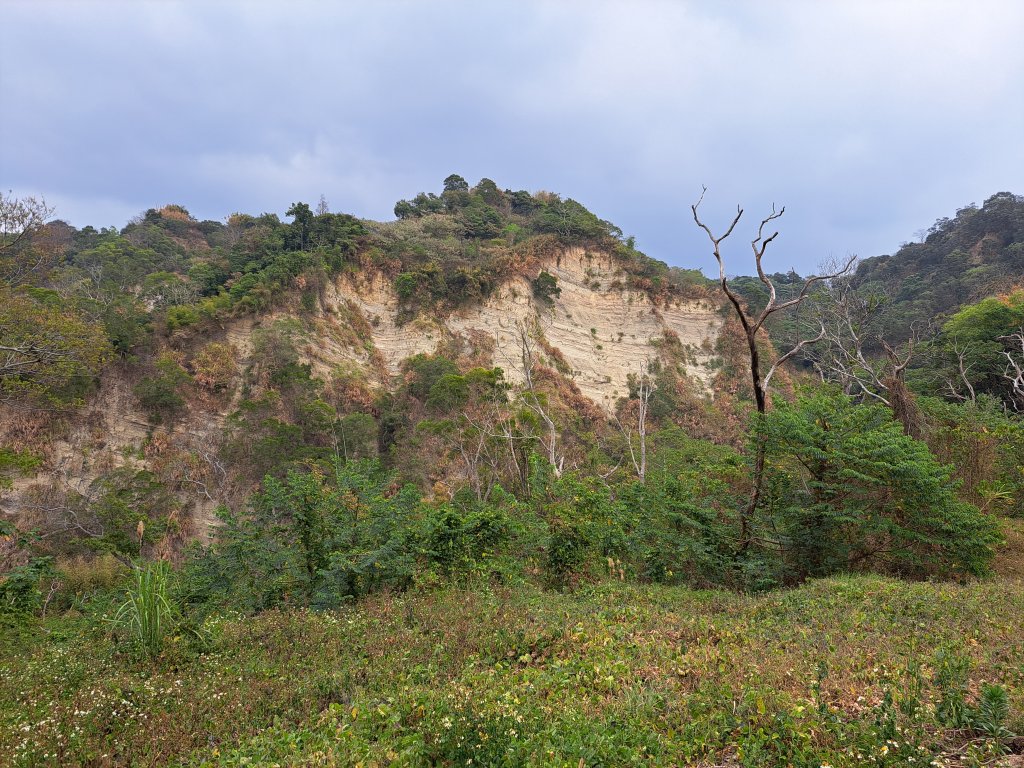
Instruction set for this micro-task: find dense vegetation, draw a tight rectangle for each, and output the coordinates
[3,569,1024,766]
[382,174,709,318]
[2,185,1023,765]
[853,192,1024,342]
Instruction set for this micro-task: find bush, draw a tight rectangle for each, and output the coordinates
[0,557,56,621]
[56,553,125,597]
[188,460,424,611]
[762,387,1002,580]
[191,342,237,392]
[917,395,1024,517]
[134,354,192,421]
[531,270,561,303]
[544,519,589,587]
[423,502,508,576]
[165,304,200,331]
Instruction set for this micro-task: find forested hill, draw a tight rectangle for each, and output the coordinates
[851,191,1024,341]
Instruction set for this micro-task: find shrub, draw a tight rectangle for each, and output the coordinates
[531,270,561,303]
[423,502,508,575]
[0,448,41,490]
[56,553,125,597]
[0,556,56,622]
[191,342,237,392]
[189,460,424,611]
[134,354,192,421]
[165,304,201,331]
[544,519,589,587]
[762,387,1002,580]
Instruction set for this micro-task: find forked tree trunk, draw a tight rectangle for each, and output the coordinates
[692,188,853,556]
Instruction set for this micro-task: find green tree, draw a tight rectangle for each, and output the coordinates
[932,288,1024,407]
[473,178,504,208]
[443,174,469,193]
[193,460,422,610]
[531,271,561,303]
[0,286,111,403]
[403,353,460,401]
[460,198,502,239]
[762,388,1000,580]
[134,354,192,422]
[285,202,314,250]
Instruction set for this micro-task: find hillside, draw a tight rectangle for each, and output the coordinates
[1,180,732,555]
[1,245,724,539]
[3,183,1024,766]
[851,191,1024,342]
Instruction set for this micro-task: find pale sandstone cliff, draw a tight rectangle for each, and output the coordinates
[1,248,723,539]
[313,247,723,409]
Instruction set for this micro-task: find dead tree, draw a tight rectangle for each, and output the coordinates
[1000,326,1024,411]
[691,188,853,553]
[614,361,653,484]
[804,274,926,435]
[515,321,565,477]
[943,336,977,405]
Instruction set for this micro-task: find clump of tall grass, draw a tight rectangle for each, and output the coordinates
[110,560,175,657]
[57,553,124,595]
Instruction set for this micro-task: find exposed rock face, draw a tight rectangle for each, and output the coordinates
[315,247,724,410]
[0,248,724,540]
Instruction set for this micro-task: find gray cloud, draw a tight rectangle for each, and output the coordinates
[2,0,1021,274]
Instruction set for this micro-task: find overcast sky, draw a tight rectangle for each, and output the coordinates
[2,0,1022,275]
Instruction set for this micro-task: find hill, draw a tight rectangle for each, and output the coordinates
[2,183,1024,766]
[852,191,1024,342]
[1,180,735,554]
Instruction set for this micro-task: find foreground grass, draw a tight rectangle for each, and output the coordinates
[1,575,1022,767]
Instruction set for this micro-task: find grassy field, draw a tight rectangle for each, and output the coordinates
[1,528,1023,767]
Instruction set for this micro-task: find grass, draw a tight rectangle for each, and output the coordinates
[996,518,1024,581]
[109,561,174,658]
[1,570,1023,767]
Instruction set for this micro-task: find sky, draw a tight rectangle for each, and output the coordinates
[2,0,1022,276]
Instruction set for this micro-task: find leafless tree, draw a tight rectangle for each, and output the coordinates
[942,336,977,405]
[803,273,926,434]
[614,361,653,484]
[515,320,565,477]
[0,191,58,287]
[691,188,854,552]
[1000,326,1024,411]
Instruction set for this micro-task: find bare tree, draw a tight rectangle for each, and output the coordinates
[1000,326,1024,411]
[614,361,653,484]
[691,188,853,553]
[807,276,918,404]
[0,191,58,287]
[943,336,977,405]
[515,321,565,477]
[803,273,927,435]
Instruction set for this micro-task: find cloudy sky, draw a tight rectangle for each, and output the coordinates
[2,0,1022,274]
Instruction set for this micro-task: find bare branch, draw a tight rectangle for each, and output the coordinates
[691,190,855,552]
[764,324,825,391]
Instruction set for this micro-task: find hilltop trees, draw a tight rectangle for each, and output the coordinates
[0,191,58,287]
